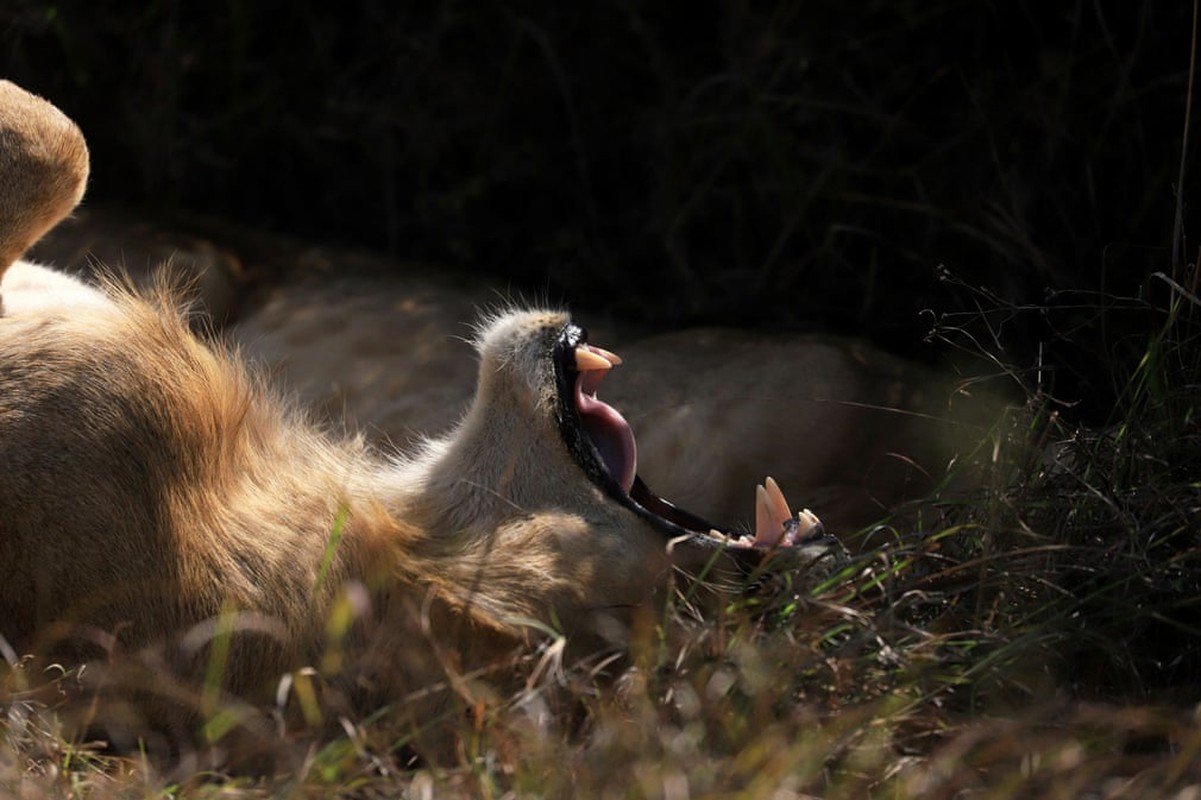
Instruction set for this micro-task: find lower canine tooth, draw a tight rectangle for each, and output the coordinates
[574,344,622,371]
[574,346,615,371]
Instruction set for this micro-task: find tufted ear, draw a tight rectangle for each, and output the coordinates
[0,81,90,275]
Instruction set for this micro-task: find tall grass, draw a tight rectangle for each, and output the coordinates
[2,3,1192,393]
[2,299,1199,795]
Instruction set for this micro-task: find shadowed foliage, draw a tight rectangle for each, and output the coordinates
[1,1,1195,419]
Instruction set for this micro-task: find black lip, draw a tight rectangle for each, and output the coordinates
[552,324,741,548]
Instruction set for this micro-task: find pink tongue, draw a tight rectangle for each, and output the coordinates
[575,371,637,492]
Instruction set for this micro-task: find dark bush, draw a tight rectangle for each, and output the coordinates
[2,1,1195,419]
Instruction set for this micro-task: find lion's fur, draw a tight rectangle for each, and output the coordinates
[0,283,678,698]
[0,81,89,276]
[0,82,694,757]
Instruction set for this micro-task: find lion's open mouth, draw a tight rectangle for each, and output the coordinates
[552,323,829,553]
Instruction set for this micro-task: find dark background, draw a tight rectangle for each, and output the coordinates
[2,1,1195,422]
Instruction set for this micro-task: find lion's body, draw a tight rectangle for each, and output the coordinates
[0,264,681,691]
[0,268,695,762]
[0,83,88,272]
[0,79,962,761]
[0,83,698,755]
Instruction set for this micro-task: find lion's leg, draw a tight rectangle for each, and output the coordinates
[0,81,90,277]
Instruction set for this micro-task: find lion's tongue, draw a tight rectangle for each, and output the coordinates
[575,371,637,493]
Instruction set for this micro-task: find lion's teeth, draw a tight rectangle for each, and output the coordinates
[764,477,792,528]
[755,477,796,547]
[754,484,778,547]
[574,345,619,371]
[781,508,825,545]
[589,344,623,366]
[797,508,821,533]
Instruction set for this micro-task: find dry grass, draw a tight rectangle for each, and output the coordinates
[3,314,1200,796]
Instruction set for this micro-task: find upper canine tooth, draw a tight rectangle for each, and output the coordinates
[754,483,782,548]
[575,345,618,371]
[763,477,792,529]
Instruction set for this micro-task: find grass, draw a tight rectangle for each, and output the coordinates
[3,0,1201,796]
[1,293,1199,795]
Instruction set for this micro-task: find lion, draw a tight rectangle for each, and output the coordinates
[236,286,1004,536]
[0,81,834,762]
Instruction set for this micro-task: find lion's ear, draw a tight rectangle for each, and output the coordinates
[0,81,90,274]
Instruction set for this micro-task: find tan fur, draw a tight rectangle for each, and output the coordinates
[0,81,89,275]
[0,82,750,757]
[26,205,243,325]
[0,290,678,734]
